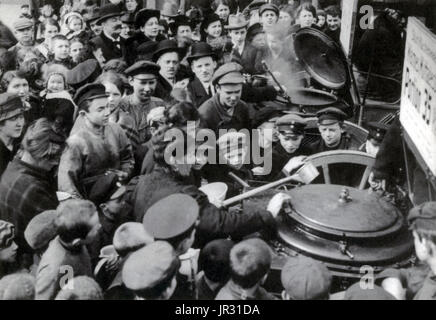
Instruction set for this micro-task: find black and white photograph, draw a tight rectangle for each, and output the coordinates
[0,0,435,305]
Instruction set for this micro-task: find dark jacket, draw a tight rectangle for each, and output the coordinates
[90,32,127,62]
[126,167,277,247]
[154,74,173,102]
[230,42,265,75]
[0,159,58,254]
[124,32,166,65]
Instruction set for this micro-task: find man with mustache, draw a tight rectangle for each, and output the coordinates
[89,4,126,63]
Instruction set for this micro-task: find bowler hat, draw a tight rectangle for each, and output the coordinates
[135,9,160,29]
[152,39,181,62]
[95,4,123,25]
[186,42,216,63]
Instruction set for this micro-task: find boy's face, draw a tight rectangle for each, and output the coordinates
[47,74,65,92]
[229,28,247,47]
[217,83,243,109]
[261,11,278,27]
[0,241,18,263]
[317,15,325,28]
[279,133,303,154]
[15,26,34,45]
[326,15,341,31]
[129,76,157,101]
[85,97,110,127]
[318,123,343,147]
[53,39,70,59]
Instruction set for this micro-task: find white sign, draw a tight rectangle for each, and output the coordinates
[340,0,358,57]
[400,18,436,176]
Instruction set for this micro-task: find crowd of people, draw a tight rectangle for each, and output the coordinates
[0,0,434,301]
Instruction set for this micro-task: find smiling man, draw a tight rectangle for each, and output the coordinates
[58,83,134,199]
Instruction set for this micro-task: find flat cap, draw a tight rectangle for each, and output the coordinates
[276,113,307,136]
[113,222,154,257]
[24,210,58,251]
[186,42,216,63]
[124,60,160,78]
[0,93,24,122]
[73,83,108,110]
[143,194,199,240]
[344,283,396,300]
[95,3,123,25]
[0,273,35,300]
[367,122,389,142]
[316,107,347,125]
[66,59,101,89]
[13,18,33,31]
[135,9,160,29]
[408,202,436,235]
[281,255,332,300]
[88,173,126,206]
[212,62,244,86]
[122,241,179,291]
[259,3,279,16]
[55,276,103,300]
[152,39,180,62]
[0,220,15,249]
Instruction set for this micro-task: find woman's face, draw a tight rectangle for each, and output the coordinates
[251,32,266,48]
[103,82,122,112]
[141,17,159,39]
[70,41,84,62]
[125,0,138,12]
[299,9,314,28]
[0,114,25,139]
[69,17,83,32]
[215,4,230,21]
[7,77,29,98]
[279,11,292,24]
[206,20,222,38]
[47,74,65,93]
[44,24,59,43]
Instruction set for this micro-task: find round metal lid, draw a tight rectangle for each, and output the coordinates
[288,88,338,107]
[287,184,403,238]
[293,27,348,90]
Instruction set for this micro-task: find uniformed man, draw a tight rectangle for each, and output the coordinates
[58,83,135,199]
[8,18,36,68]
[89,4,126,63]
[360,122,389,156]
[120,61,166,147]
[308,107,358,155]
[378,202,436,300]
[122,241,180,300]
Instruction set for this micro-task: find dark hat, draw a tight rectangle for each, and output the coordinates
[121,12,135,24]
[259,3,280,16]
[0,220,15,249]
[281,255,332,300]
[73,83,108,110]
[276,113,307,136]
[225,13,249,30]
[198,239,234,283]
[42,98,75,128]
[135,9,160,29]
[201,13,221,31]
[121,241,180,291]
[367,122,389,142]
[316,107,347,125]
[24,210,58,251]
[408,202,436,235]
[246,22,264,41]
[66,59,101,90]
[85,8,101,24]
[136,41,158,61]
[175,64,195,82]
[113,222,154,257]
[124,60,161,78]
[212,62,244,86]
[0,273,35,300]
[186,42,216,63]
[88,173,126,206]
[95,4,123,25]
[344,283,396,300]
[143,194,199,240]
[55,276,103,300]
[186,7,203,23]
[13,18,33,31]
[152,39,180,62]
[0,93,24,123]
[170,14,195,34]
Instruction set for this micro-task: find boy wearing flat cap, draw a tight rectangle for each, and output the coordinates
[120,61,166,148]
[379,202,436,300]
[359,122,389,157]
[308,107,358,155]
[58,83,134,199]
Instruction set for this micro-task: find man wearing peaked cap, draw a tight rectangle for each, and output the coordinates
[198,63,252,135]
[266,113,311,181]
[58,83,134,199]
[359,122,390,156]
[89,3,126,63]
[122,241,180,300]
[259,3,280,28]
[308,106,359,155]
[226,14,264,75]
[281,255,332,300]
[120,61,165,146]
